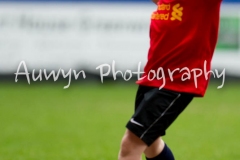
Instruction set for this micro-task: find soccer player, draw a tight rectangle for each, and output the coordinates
[118,0,222,160]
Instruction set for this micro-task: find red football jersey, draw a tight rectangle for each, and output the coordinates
[136,0,222,96]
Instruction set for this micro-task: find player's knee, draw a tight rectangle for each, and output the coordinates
[144,137,164,158]
[119,135,133,158]
[118,130,147,159]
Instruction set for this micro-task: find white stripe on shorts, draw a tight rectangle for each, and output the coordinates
[140,93,181,139]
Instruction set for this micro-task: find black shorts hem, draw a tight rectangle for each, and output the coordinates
[126,122,165,146]
[125,85,194,146]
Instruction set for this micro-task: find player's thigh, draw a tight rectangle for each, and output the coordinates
[144,137,164,158]
[120,129,147,155]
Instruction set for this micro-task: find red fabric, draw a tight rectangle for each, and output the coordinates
[136,0,222,97]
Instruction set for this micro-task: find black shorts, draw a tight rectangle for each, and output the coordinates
[126,85,194,146]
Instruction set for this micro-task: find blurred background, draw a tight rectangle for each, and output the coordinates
[0,0,240,160]
[0,0,240,77]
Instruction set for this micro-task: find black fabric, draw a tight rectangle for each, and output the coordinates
[126,85,193,146]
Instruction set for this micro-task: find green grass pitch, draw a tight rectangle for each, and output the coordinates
[0,81,239,160]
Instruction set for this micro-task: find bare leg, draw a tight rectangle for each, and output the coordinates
[144,137,165,159]
[118,129,148,160]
